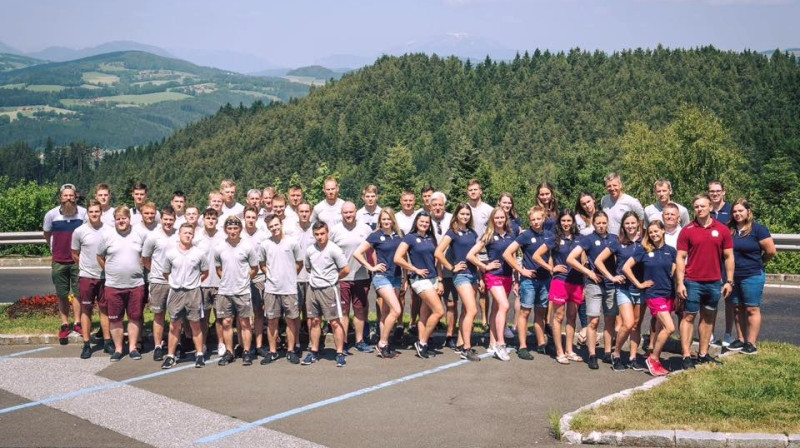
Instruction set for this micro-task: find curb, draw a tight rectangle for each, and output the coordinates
[0,333,83,345]
[558,351,797,446]
[0,257,51,267]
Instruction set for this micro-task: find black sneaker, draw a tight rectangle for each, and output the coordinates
[218,350,235,366]
[378,344,398,359]
[742,342,758,355]
[161,356,176,369]
[195,355,205,368]
[455,344,464,355]
[242,351,253,366]
[336,353,346,367]
[629,357,647,371]
[153,346,164,361]
[517,348,534,361]
[587,355,599,370]
[414,341,429,359]
[697,354,722,365]
[80,344,92,359]
[728,339,745,351]
[103,340,114,354]
[110,351,123,362]
[681,356,695,370]
[234,344,244,358]
[445,336,457,351]
[260,352,279,365]
[301,352,319,365]
[460,348,481,362]
[611,356,626,372]
[175,344,184,361]
[342,345,354,356]
[602,353,612,364]
[129,350,142,360]
[392,326,404,343]
[536,344,547,355]
[287,351,300,364]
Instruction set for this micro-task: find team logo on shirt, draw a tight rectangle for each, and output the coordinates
[416,237,422,243]
[594,240,601,246]
[711,230,719,238]
[562,239,568,245]
[648,252,655,258]
[531,237,537,243]
[493,235,499,241]
[380,236,386,241]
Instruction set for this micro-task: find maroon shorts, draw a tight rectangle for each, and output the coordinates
[339,279,370,315]
[105,285,145,323]
[79,277,106,311]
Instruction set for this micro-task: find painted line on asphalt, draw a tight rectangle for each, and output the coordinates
[0,358,211,415]
[195,351,494,445]
[0,347,51,360]
[765,283,800,289]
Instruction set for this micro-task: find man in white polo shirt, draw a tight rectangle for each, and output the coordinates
[241,205,270,359]
[311,177,345,227]
[162,223,209,369]
[356,185,382,231]
[600,172,644,236]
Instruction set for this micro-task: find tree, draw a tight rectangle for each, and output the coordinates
[377,144,418,209]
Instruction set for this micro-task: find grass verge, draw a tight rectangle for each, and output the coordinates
[0,305,155,334]
[569,342,800,435]
[548,409,562,439]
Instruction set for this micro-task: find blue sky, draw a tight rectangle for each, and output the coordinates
[1,0,797,67]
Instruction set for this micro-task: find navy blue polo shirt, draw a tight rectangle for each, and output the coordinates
[403,232,437,280]
[733,222,771,279]
[485,231,515,277]
[366,230,403,277]
[445,228,478,275]
[579,232,618,287]
[546,234,583,284]
[515,228,551,278]
[632,245,677,300]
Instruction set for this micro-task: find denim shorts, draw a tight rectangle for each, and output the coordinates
[519,277,549,309]
[684,280,722,314]
[453,271,478,287]
[730,271,765,307]
[372,273,402,291]
[616,285,642,307]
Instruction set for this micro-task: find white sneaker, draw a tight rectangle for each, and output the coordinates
[217,342,226,356]
[486,345,496,356]
[495,345,511,361]
[504,327,514,339]
[722,333,733,348]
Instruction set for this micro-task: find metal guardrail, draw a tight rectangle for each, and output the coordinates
[2,231,800,251]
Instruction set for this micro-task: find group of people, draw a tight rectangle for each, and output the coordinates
[44,173,776,374]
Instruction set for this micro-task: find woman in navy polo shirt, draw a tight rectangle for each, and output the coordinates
[467,207,516,361]
[728,199,776,355]
[435,203,481,362]
[594,211,645,371]
[353,208,404,359]
[394,211,444,359]
[622,220,676,377]
[498,193,522,236]
[536,182,560,232]
[567,211,619,370]
[534,209,584,364]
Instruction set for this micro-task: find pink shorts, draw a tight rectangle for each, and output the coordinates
[548,279,584,306]
[484,273,512,295]
[647,297,674,316]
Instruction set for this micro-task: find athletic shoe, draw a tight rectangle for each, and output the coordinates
[260,352,279,365]
[257,346,270,359]
[445,336,457,351]
[495,345,510,361]
[287,351,300,364]
[414,341,429,359]
[629,357,647,371]
[697,354,722,365]
[59,324,70,345]
[129,350,142,360]
[195,354,205,368]
[161,355,176,369]
[301,352,319,365]
[454,344,464,355]
[336,353,346,367]
[103,340,114,354]
[602,353,612,364]
[587,355,599,370]
[486,345,495,356]
[153,346,164,361]
[354,341,374,353]
[175,344,184,361]
[722,333,733,347]
[217,343,226,357]
[218,351,235,366]
[242,351,253,366]
[611,356,626,372]
[503,327,514,340]
[742,342,758,355]
[233,344,244,359]
[536,344,547,355]
[80,344,92,359]
[728,339,745,351]
[110,351,123,362]
[392,326,404,342]
[378,345,397,359]
[709,336,721,347]
[72,322,83,336]
[517,348,534,361]
[566,352,583,362]
[342,345,354,356]
[645,356,668,376]
[681,356,695,370]
[461,348,481,362]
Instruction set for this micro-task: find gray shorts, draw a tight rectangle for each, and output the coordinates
[308,286,342,321]
[215,293,253,319]
[167,288,203,322]
[149,283,171,313]
[200,287,218,311]
[584,282,618,318]
[265,293,300,320]
[297,282,309,308]
[250,281,265,309]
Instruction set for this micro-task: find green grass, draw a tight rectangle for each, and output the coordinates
[0,305,156,334]
[570,342,800,434]
[0,83,26,89]
[82,71,120,85]
[548,409,563,439]
[25,84,65,92]
[100,92,191,105]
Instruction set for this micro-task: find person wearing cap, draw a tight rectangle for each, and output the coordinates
[43,183,87,345]
[214,216,259,366]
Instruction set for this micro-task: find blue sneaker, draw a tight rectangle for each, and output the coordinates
[342,344,354,356]
[301,352,319,365]
[336,352,346,367]
[354,341,374,353]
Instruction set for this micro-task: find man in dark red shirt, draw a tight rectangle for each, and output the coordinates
[676,194,734,369]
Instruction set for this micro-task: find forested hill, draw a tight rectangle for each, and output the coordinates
[82,47,800,231]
